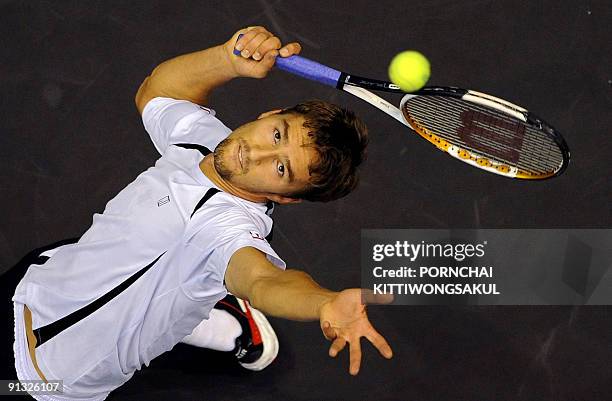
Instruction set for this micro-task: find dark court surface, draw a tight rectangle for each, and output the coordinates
[1,1,611,400]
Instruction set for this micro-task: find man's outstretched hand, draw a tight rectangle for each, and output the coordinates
[222,26,302,79]
[319,289,393,375]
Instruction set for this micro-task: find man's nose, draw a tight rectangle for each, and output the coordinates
[249,145,277,164]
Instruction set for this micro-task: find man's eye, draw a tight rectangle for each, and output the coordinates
[274,129,281,143]
[277,163,285,176]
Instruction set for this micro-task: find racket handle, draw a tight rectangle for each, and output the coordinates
[233,35,341,88]
[274,56,341,88]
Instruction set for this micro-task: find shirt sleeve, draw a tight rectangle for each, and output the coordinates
[141,97,230,155]
[209,230,286,275]
[186,206,286,291]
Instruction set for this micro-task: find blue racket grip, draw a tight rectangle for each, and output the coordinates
[233,35,341,88]
[275,56,342,88]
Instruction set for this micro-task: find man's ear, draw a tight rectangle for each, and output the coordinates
[257,109,283,120]
[266,194,302,204]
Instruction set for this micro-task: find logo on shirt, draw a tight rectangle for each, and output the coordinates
[157,196,170,207]
[250,231,264,240]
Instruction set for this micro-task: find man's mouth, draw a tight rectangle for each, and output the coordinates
[238,142,243,171]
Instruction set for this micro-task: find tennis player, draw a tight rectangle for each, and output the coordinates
[3,26,393,400]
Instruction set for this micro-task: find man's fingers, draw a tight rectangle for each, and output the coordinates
[252,36,282,60]
[230,29,301,81]
[321,320,336,340]
[239,31,270,58]
[234,27,268,52]
[328,337,346,357]
[279,42,302,57]
[349,338,362,376]
[366,329,393,359]
[256,49,278,72]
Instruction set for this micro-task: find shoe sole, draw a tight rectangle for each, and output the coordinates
[237,300,279,371]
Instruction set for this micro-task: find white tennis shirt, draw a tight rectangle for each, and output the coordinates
[12,97,285,400]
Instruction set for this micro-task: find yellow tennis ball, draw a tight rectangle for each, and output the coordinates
[388,50,431,92]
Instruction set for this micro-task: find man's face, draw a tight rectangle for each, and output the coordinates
[213,111,317,201]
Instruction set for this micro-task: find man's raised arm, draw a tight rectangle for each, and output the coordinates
[134,27,302,114]
[225,247,393,376]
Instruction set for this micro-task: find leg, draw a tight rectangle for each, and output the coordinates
[181,294,279,371]
[181,308,242,352]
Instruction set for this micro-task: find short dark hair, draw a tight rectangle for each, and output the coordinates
[280,100,368,202]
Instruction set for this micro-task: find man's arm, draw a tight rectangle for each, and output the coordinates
[226,246,335,321]
[225,246,393,375]
[134,27,301,114]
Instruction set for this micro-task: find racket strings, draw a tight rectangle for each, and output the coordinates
[411,99,562,174]
[403,97,564,174]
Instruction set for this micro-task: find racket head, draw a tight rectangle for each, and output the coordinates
[400,87,570,179]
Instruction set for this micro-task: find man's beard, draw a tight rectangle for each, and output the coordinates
[213,137,234,180]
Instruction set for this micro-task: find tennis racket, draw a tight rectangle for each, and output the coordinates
[234,43,570,179]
